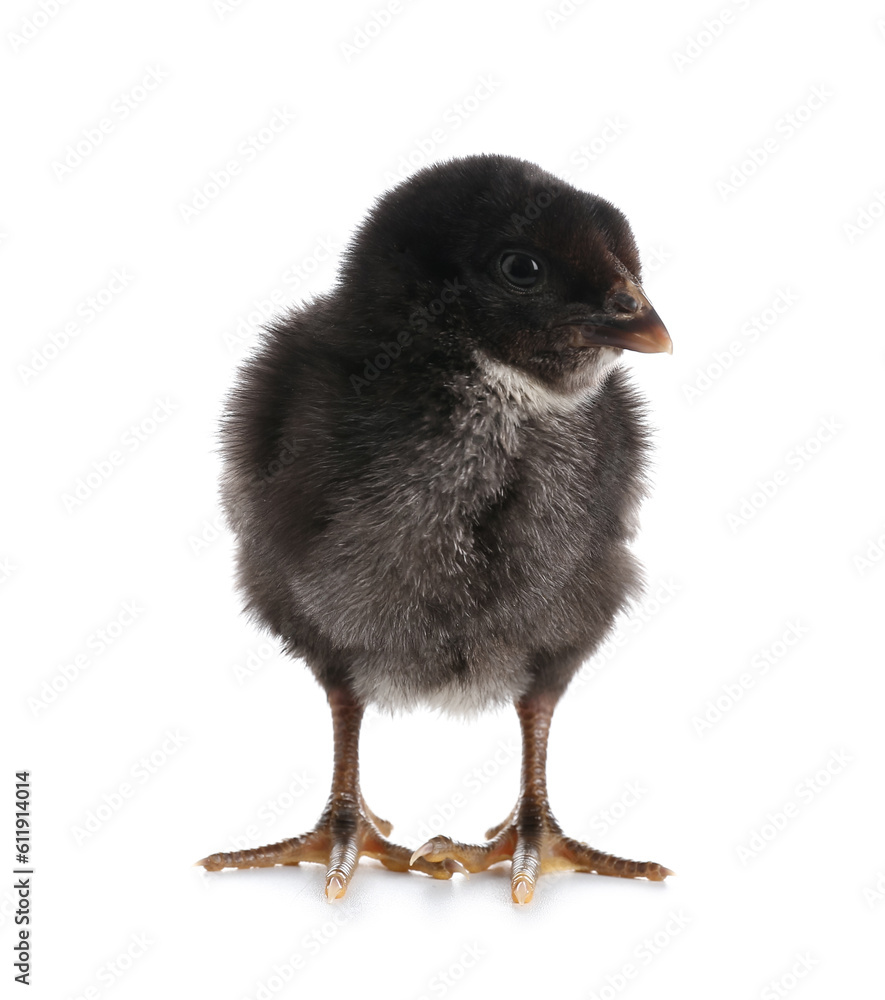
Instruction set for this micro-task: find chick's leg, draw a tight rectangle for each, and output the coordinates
[411,693,672,904]
[196,688,460,899]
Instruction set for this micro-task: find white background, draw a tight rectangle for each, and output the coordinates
[4,0,885,997]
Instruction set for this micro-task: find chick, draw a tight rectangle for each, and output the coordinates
[198,154,673,903]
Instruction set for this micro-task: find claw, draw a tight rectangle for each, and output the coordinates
[409,837,468,875]
[652,866,675,880]
[410,841,434,867]
[512,875,533,905]
[410,837,452,866]
[325,874,346,901]
[443,858,470,878]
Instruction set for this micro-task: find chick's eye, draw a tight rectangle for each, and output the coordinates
[499,252,543,289]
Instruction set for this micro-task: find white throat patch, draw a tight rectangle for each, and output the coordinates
[473,349,617,418]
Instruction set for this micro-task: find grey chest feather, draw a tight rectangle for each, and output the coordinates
[281,368,639,713]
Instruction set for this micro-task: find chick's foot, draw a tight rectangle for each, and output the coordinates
[196,792,462,900]
[195,689,463,900]
[411,693,672,904]
[411,811,673,905]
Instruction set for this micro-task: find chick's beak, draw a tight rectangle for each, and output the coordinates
[563,279,673,355]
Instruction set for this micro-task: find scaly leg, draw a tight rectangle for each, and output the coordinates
[411,693,673,904]
[196,688,463,899]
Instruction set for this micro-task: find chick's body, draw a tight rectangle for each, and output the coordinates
[223,302,647,713]
[201,154,673,902]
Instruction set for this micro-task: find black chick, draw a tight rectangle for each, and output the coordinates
[197,154,673,903]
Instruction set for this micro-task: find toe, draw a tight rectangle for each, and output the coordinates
[325,873,347,901]
[324,833,360,901]
[410,831,515,875]
[510,835,542,905]
[409,836,457,866]
[485,808,515,840]
[553,835,673,881]
[194,835,324,871]
[512,874,533,905]
[361,795,393,837]
[358,829,455,879]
